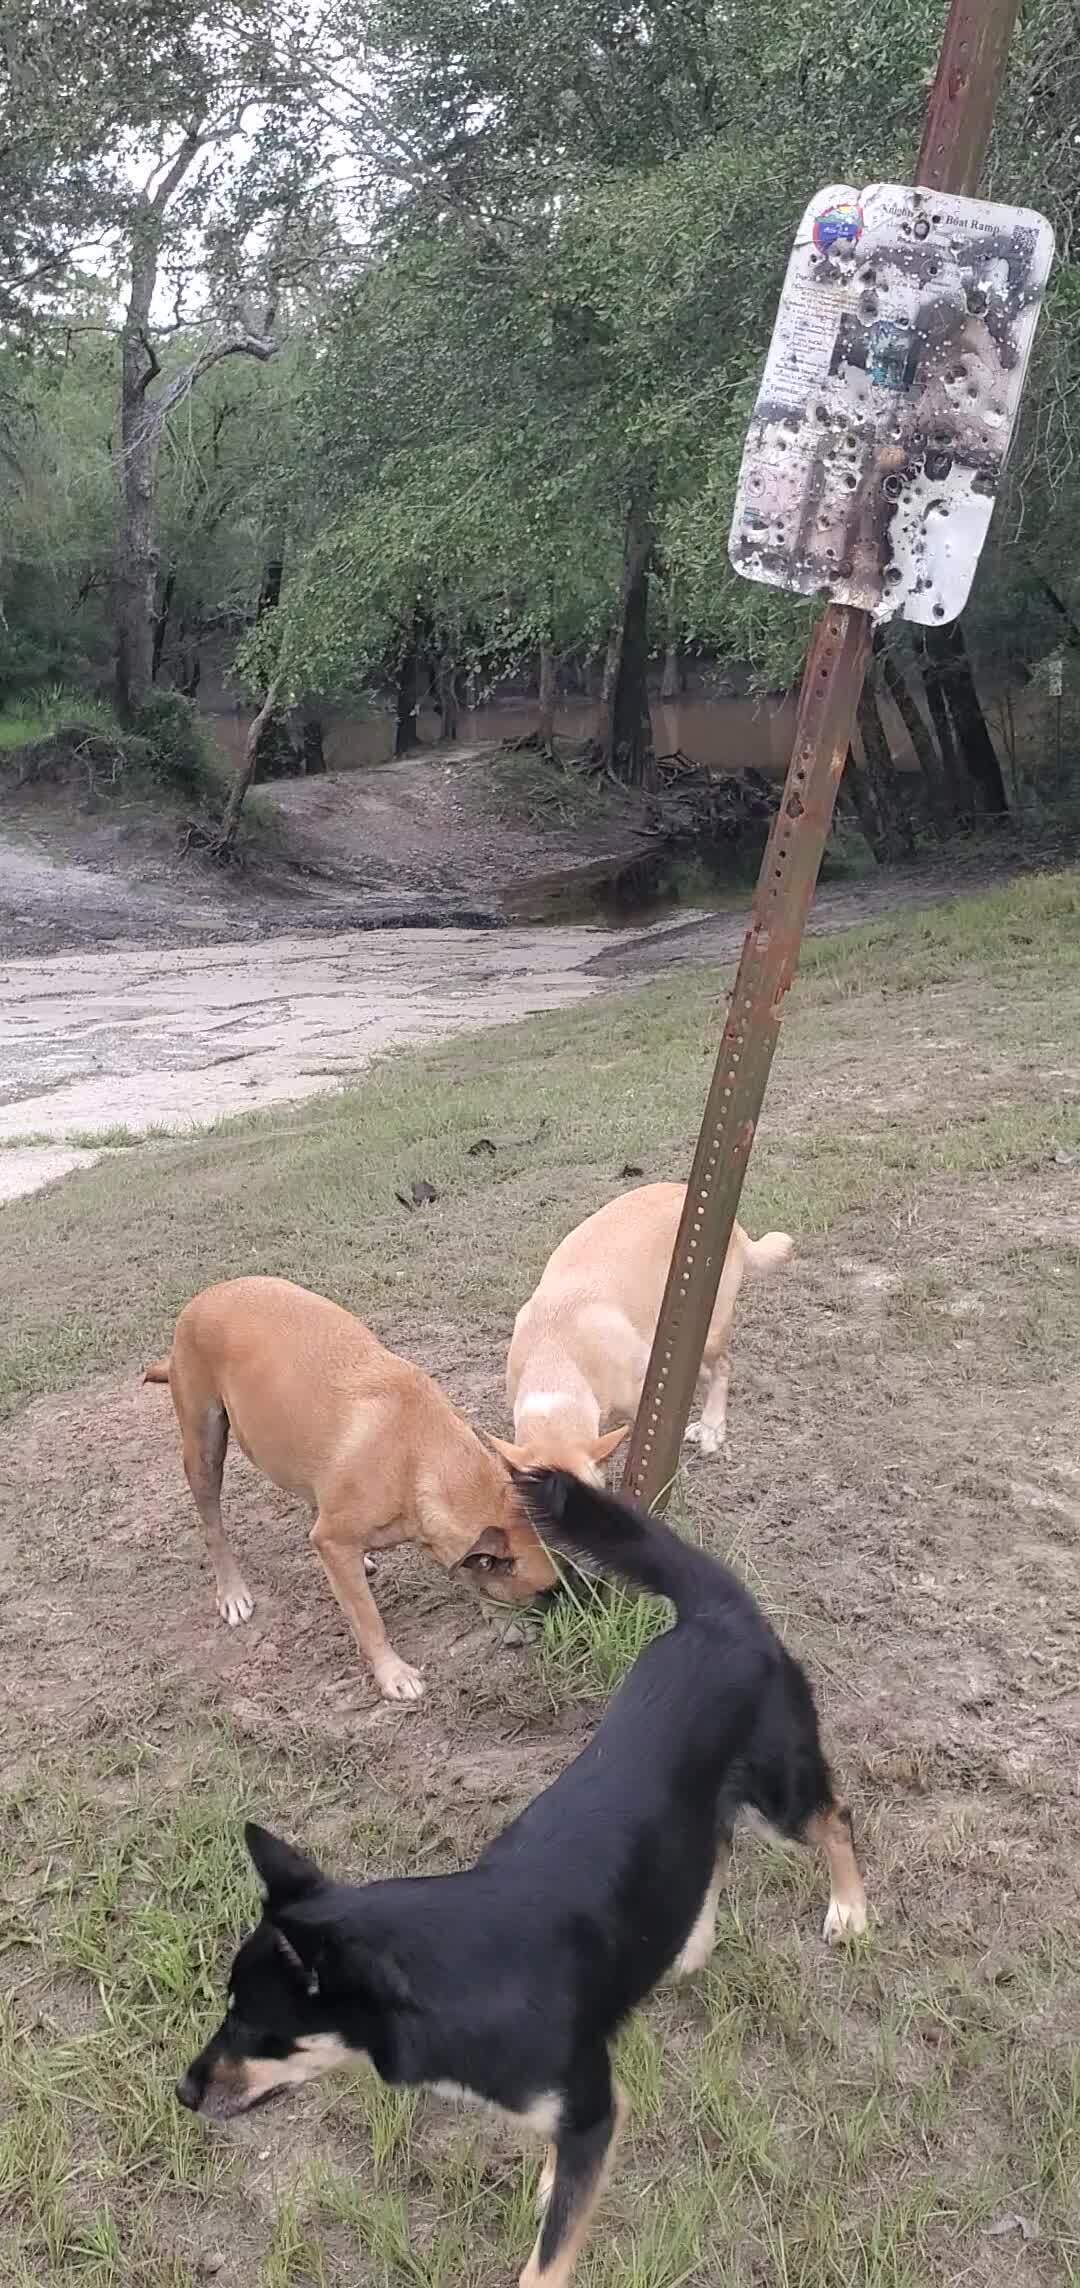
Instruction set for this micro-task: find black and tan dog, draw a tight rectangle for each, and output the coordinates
[178,1471,866,2288]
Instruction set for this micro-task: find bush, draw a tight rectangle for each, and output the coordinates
[0,686,230,822]
[128,690,222,806]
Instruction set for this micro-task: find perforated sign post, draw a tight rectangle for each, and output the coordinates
[624,0,1043,1511]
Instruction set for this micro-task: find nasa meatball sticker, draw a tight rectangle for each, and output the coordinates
[728,182,1055,625]
[812,198,863,255]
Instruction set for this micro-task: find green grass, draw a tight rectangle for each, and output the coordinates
[0,686,121,753]
[797,864,1080,996]
[537,1494,714,1701]
[3,1733,1079,2286]
[540,1567,672,1699]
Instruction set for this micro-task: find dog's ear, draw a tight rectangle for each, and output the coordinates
[591,1425,630,1464]
[485,1432,531,1469]
[245,1822,324,1905]
[271,1922,321,1993]
[458,1525,509,1570]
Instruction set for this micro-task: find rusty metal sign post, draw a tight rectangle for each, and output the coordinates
[623,0,1027,1511]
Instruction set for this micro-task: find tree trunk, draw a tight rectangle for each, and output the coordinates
[537,641,557,751]
[436,654,459,741]
[595,500,655,788]
[114,415,161,721]
[840,746,885,862]
[299,710,325,774]
[1030,572,1080,653]
[151,567,175,684]
[217,679,281,854]
[284,705,325,774]
[112,131,280,723]
[879,646,952,823]
[915,631,970,812]
[395,627,420,755]
[660,640,682,701]
[258,552,284,618]
[923,622,1008,813]
[856,681,915,860]
[114,390,163,721]
[113,202,169,722]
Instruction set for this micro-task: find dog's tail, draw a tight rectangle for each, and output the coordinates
[517,1468,752,1623]
[743,1229,794,1277]
[143,1355,171,1384]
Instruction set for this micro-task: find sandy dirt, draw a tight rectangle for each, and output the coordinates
[262,746,652,897]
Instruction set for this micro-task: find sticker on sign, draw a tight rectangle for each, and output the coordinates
[728,183,1054,626]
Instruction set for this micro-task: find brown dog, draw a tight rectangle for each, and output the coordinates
[498,1183,793,1483]
[145,1276,555,1703]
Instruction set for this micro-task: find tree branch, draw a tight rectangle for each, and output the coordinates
[148,127,207,215]
[156,331,280,421]
[136,327,162,397]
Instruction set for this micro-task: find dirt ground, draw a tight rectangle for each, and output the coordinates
[264,746,655,905]
[4,1151,1078,1776]
[0,746,653,961]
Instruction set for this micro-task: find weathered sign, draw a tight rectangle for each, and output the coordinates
[728,182,1054,626]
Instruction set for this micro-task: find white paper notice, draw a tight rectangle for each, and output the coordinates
[728,183,1055,625]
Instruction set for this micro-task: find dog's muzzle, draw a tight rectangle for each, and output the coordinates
[176,2069,202,2112]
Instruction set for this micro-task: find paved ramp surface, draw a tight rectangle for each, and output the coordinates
[0,916,697,1200]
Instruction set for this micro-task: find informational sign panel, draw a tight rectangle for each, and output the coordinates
[729,183,1054,625]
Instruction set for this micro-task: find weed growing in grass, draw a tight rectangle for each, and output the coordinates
[540,1563,671,1699]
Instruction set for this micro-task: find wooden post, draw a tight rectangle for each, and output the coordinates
[623,0,1024,1509]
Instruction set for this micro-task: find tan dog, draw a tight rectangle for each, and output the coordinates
[497,1183,793,1482]
[145,1276,555,1703]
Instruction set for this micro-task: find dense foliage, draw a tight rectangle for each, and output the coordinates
[1,0,1078,813]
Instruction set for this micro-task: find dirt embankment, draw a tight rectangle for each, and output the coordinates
[0,743,655,958]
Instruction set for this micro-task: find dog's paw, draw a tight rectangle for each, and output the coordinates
[685,1422,725,1457]
[363,1553,376,1577]
[217,1584,254,1626]
[823,1896,868,1944]
[376,1657,425,1703]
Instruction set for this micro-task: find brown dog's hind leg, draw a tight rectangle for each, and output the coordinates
[310,1506,424,1704]
[804,1801,867,1943]
[520,2070,625,2288]
[180,1400,254,1627]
